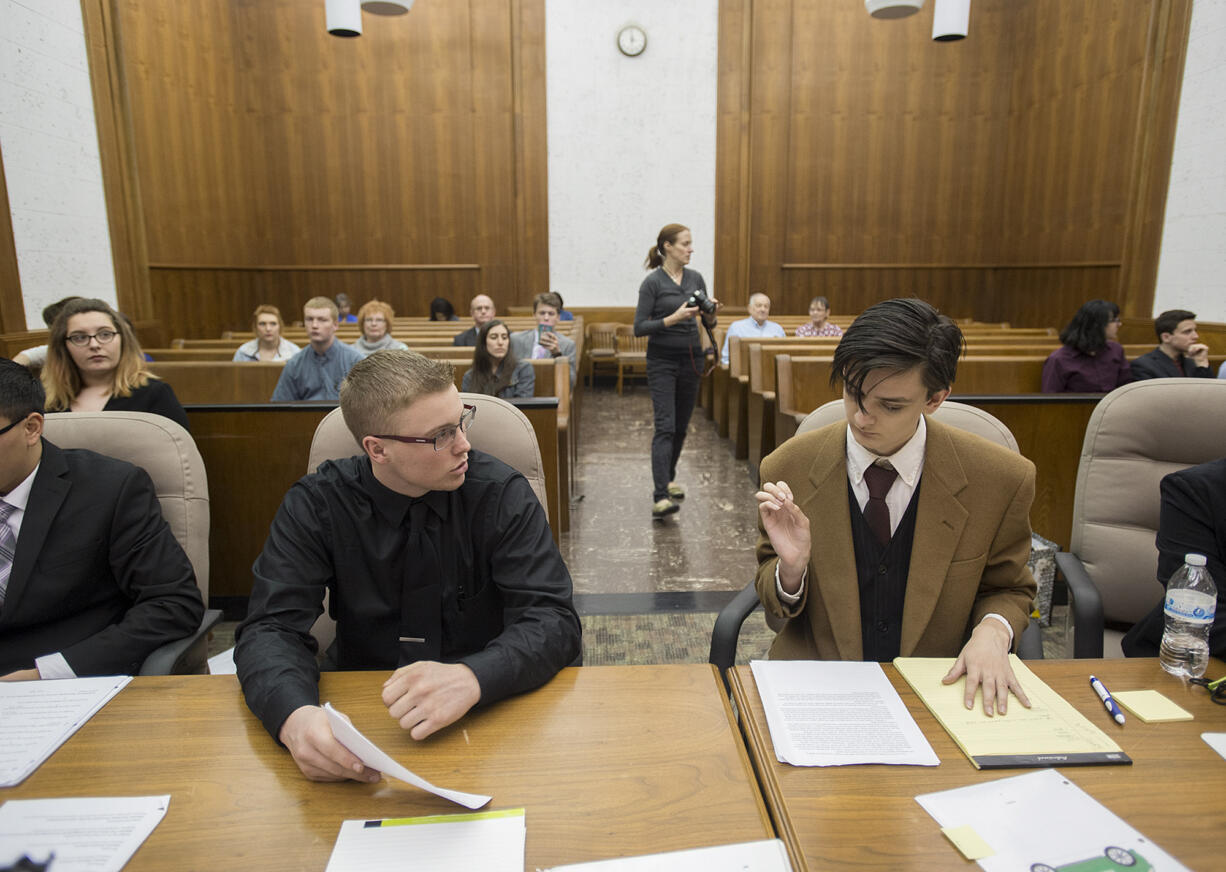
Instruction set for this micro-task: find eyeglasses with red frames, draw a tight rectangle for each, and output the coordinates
[372,404,476,452]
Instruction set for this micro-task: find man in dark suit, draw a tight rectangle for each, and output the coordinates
[1122,458,1226,659]
[0,360,203,679]
[756,299,1037,716]
[1130,309,1213,380]
[452,294,497,347]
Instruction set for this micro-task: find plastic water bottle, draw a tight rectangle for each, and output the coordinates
[1159,553,1217,679]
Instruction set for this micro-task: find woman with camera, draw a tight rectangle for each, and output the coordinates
[634,223,720,518]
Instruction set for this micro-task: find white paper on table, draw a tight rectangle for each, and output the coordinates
[0,795,169,872]
[0,675,132,787]
[544,838,793,871]
[916,769,1187,871]
[1203,732,1226,760]
[324,702,491,808]
[750,660,939,766]
[325,808,523,872]
[206,645,236,674]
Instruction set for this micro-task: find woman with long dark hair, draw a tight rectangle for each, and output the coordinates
[1041,299,1133,392]
[461,319,534,398]
[634,223,720,518]
[43,298,189,430]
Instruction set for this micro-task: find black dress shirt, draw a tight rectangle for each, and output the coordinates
[234,450,581,739]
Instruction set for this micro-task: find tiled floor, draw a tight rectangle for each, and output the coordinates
[560,383,761,598]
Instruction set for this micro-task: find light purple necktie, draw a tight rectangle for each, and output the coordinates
[0,501,16,608]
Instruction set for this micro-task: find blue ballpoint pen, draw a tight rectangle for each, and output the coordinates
[1089,675,1125,725]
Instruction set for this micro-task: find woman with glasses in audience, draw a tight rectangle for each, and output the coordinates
[1042,299,1133,393]
[42,298,190,430]
[461,319,534,398]
[352,300,409,357]
[233,304,299,361]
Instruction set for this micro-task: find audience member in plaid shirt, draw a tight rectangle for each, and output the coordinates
[795,297,844,338]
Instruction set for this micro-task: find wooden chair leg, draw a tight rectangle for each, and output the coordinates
[617,363,624,395]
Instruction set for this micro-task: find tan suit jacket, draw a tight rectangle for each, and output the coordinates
[755,417,1037,661]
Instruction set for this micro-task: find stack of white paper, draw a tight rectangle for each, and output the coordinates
[326,808,524,872]
[0,675,132,786]
[917,769,1187,871]
[545,839,793,870]
[0,795,169,872]
[750,660,939,766]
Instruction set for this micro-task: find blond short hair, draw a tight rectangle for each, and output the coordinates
[340,349,455,441]
[304,296,339,319]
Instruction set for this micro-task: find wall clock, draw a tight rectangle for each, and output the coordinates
[617,25,647,57]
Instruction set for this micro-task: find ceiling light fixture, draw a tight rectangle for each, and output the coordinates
[932,0,971,41]
[864,0,924,19]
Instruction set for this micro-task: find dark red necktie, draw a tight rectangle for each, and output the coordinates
[863,463,899,546]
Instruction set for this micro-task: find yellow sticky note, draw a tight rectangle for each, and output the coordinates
[941,824,994,860]
[1112,689,1194,722]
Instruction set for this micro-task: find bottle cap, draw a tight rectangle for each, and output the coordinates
[1185,553,1207,567]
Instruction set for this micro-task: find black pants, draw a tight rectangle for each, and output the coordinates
[646,351,701,501]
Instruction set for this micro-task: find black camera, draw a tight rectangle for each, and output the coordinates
[685,288,716,315]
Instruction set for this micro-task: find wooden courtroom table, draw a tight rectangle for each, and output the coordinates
[730,658,1226,872]
[7,665,774,870]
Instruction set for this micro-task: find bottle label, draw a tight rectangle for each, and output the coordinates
[1164,589,1215,624]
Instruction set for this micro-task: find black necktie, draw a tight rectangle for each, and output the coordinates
[863,463,899,546]
[398,500,442,665]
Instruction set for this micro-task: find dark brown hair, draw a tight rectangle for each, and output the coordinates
[831,298,964,407]
[469,319,518,396]
[644,223,689,270]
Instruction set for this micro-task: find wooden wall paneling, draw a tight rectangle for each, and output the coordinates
[985,266,1122,327]
[150,267,483,339]
[784,1,1011,270]
[744,0,794,304]
[186,406,329,600]
[0,139,25,332]
[80,0,153,322]
[107,1,547,339]
[715,0,753,302]
[512,0,550,300]
[472,0,515,300]
[717,0,1188,332]
[1116,0,1193,320]
[1000,0,1150,268]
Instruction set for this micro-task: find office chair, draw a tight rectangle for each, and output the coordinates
[708,399,1038,675]
[305,393,551,658]
[41,411,221,674]
[1058,378,1226,658]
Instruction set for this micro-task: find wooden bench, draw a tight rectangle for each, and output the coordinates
[186,398,563,609]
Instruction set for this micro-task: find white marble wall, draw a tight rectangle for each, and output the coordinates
[0,0,116,329]
[545,0,718,309]
[1153,0,1226,322]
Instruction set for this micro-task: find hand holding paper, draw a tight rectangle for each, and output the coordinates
[324,703,491,809]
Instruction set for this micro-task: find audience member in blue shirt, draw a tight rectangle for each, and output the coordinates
[721,293,786,365]
[334,293,358,324]
[272,297,363,402]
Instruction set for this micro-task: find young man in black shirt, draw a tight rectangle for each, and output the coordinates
[236,350,580,782]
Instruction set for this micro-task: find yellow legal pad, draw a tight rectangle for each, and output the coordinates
[1112,690,1194,722]
[893,655,1131,769]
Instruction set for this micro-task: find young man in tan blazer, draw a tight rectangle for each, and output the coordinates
[755,298,1037,716]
